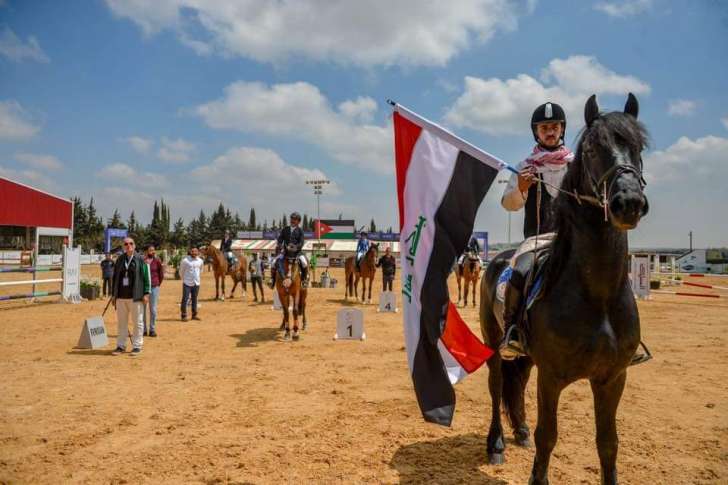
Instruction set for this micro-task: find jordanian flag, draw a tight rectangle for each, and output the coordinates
[314,219,356,239]
[393,101,503,426]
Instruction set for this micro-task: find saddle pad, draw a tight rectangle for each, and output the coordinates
[495,265,544,310]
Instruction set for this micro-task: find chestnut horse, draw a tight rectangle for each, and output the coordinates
[457,250,481,307]
[344,243,379,303]
[275,254,307,340]
[202,244,247,301]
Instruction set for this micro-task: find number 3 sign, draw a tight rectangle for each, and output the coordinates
[334,308,365,340]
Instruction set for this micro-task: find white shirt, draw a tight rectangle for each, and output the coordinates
[501,159,570,211]
[180,255,203,286]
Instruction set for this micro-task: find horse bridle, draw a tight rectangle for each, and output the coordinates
[574,145,647,222]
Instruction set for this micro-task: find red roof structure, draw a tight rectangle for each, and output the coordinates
[0,177,73,229]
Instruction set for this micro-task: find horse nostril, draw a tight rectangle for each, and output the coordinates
[640,196,649,217]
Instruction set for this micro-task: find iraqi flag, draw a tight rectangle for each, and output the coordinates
[393,101,504,426]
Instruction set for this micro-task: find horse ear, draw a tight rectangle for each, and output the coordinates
[585,94,599,127]
[624,92,639,119]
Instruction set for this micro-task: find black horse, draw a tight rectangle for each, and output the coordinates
[480,93,649,485]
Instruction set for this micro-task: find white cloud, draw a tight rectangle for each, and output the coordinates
[105,0,518,66]
[0,27,49,63]
[0,100,41,140]
[15,152,63,171]
[632,135,728,247]
[594,0,652,17]
[444,55,650,136]
[194,81,392,173]
[97,163,168,189]
[0,165,57,192]
[158,136,195,162]
[667,99,696,117]
[121,135,154,154]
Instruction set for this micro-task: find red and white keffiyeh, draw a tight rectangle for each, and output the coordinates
[524,144,574,168]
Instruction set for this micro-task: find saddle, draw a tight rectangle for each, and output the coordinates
[496,233,555,311]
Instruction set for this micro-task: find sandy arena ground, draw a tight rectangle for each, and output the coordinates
[1,265,727,484]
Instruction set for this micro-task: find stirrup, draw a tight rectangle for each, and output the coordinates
[498,325,527,360]
[629,340,653,367]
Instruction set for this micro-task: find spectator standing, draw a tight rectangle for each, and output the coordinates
[376,245,397,292]
[111,238,150,356]
[143,245,164,337]
[249,252,265,302]
[100,253,114,297]
[180,246,203,321]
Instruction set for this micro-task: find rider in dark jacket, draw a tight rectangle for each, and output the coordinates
[221,230,236,267]
[270,212,309,288]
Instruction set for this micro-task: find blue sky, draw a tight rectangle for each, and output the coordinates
[1,0,726,247]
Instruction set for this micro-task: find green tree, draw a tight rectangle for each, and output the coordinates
[107,209,125,229]
[170,217,187,248]
[248,208,257,231]
[187,210,208,247]
[369,218,377,233]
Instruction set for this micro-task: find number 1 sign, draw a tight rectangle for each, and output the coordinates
[334,308,365,340]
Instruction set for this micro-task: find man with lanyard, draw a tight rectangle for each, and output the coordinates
[355,231,370,272]
[376,245,396,292]
[269,212,309,288]
[457,235,481,277]
[221,230,236,269]
[499,102,573,359]
[111,237,150,356]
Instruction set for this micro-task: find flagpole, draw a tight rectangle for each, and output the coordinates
[387,99,519,175]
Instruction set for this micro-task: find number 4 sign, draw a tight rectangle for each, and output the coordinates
[334,308,365,341]
[377,291,397,313]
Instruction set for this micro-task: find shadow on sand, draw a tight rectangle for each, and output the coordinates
[325,298,360,307]
[390,433,508,485]
[230,327,279,348]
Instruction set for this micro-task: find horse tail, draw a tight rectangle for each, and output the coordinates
[500,358,531,429]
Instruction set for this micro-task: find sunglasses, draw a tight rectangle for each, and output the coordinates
[123,242,134,247]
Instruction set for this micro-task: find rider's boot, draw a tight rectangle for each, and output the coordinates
[458,264,464,278]
[269,267,276,289]
[498,281,527,360]
[301,265,309,288]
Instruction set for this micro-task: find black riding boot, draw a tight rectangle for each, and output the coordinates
[301,265,309,288]
[499,281,527,360]
[458,263,464,277]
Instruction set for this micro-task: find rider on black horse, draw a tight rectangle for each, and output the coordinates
[499,101,573,359]
[499,102,648,365]
[221,230,237,269]
[457,235,481,277]
[269,212,309,289]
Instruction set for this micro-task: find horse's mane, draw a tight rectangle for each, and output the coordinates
[542,112,648,294]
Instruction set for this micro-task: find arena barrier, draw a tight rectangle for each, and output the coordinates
[0,246,81,303]
[683,281,728,291]
[652,289,722,299]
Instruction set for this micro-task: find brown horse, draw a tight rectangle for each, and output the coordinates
[275,254,307,340]
[457,250,482,307]
[344,243,379,304]
[202,244,247,301]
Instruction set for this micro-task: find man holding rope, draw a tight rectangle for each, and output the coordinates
[499,102,572,359]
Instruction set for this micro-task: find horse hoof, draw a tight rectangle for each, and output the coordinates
[302,323,307,331]
[284,330,291,341]
[279,322,286,331]
[515,427,532,447]
[488,453,505,465]
[292,332,300,341]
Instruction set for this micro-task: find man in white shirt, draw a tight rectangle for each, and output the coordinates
[180,246,204,321]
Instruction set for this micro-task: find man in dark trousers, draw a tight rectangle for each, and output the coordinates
[376,245,396,292]
[249,252,265,302]
[143,244,164,337]
[270,212,308,288]
[111,237,150,356]
[100,253,114,297]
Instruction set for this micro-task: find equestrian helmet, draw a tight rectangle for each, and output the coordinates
[531,102,566,142]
